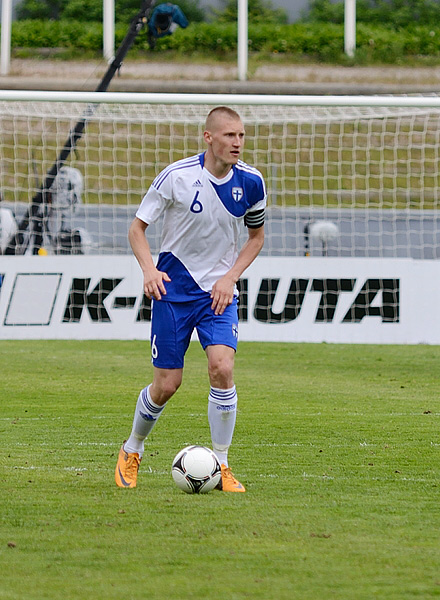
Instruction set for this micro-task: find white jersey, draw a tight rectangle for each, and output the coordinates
[136,152,266,301]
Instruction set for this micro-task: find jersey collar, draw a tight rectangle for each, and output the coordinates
[200,152,235,184]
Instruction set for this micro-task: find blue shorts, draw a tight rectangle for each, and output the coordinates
[150,296,239,369]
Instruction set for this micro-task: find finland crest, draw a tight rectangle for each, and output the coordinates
[232,187,243,202]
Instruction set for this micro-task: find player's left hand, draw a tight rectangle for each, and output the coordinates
[210,275,235,315]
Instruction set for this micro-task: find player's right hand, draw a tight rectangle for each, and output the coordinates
[143,269,171,301]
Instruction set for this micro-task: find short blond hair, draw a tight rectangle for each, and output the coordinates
[205,106,242,131]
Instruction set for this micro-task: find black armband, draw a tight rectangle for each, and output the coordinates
[244,208,265,229]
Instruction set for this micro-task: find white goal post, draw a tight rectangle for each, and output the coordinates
[1,90,440,343]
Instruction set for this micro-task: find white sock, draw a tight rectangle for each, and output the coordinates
[208,385,237,467]
[124,385,165,457]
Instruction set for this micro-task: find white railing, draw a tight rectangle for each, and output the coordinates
[1,90,440,107]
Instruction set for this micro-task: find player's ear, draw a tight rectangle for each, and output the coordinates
[204,130,212,144]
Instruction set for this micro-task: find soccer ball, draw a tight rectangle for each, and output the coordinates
[171,445,221,494]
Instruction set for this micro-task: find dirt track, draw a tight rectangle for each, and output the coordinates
[5,57,440,83]
[2,58,440,93]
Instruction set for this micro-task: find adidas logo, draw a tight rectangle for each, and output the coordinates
[192,179,203,188]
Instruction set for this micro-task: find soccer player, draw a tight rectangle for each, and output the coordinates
[115,106,266,492]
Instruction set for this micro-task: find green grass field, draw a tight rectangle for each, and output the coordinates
[1,341,439,600]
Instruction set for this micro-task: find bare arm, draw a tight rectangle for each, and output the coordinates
[128,217,170,300]
[211,225,264,315]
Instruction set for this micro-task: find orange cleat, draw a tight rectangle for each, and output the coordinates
[218,464,246,493]
[115,444,141,488]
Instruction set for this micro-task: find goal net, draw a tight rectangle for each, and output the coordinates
[1,92,440,259]
[2,92,440,343]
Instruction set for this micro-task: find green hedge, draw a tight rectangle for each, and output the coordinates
[7,19,440,63]
[305,0,440,28]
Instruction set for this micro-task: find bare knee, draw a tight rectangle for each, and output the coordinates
[150,368,182,405]
[207,350,235,389]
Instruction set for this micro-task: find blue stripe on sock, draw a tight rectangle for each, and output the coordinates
[140,387,164,415]
[209,386,237,404]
